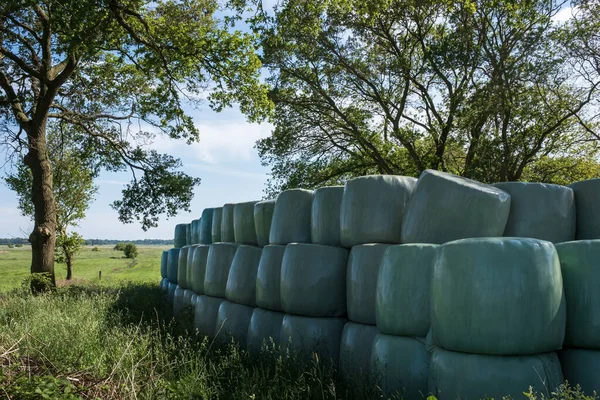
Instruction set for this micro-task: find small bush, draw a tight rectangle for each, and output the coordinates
[7,244,14,248]
[113,242,126,251]
[14,243,23,248]
[123,243,138,259]
[91,246,100,252]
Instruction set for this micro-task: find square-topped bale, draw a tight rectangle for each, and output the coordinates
[221,203,236,242]
[254,200,275,247]
[312,186,344,246]
[570,178,600,239]
[211,207,223,243]
[234,201,258,245]
[269,189,314,244]
[200,208,214,244]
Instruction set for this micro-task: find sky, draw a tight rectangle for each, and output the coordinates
[0,3,575,240]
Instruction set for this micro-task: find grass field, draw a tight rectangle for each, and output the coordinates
[0,244,169,293]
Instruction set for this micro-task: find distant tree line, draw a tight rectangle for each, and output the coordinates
[1,238,172,246]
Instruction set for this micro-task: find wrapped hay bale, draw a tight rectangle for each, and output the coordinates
[401,170,511,244]
[185,245,200,290]
[570,178,600,239]
[191,218,201,244]
[204,243,239,298]
[556,240,600,348]
[167,248,180,284]
[339,322,379,379]
[341,175,417,247]
[200,208,214,244]
[281,243,349,317]
[254,200,275,247]
[183,289,194,308]
[428,348,564,400]
[212,207,223,243]
[177,245,193,289]
[256,245,286,312]
[371,334,430,398]
[160,250,169,279]
[559,348,600,395]
[173,285,185,315]
[160,278,169,291]
[186,223,192,245]
[312,186,344,246]
[174,224,187,248]
[376,244,438,337]
[234,201,258,245]
[347,244,391,325]
[225,245,262,306]
[167,282,177,302]
[432,237,566,355]
[191,293,198,307]
[269,189,314,244]
[194,295,226,338]
[493,182,575,243]
[247,308,285,355]
[215,300,254,347]
[280,314,346,365]
[189,245,210,295]
[221,203,236,242]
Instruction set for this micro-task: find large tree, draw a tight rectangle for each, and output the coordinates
[254,0,600,193]
[0,0,271,290]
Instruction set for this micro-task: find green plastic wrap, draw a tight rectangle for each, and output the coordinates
[371,334,430,399]
[191,218,201,244]
[185,245,200,291]
[234,201,258,245]
[212,207,223,243]
[559,348,600,395]
[186,223,192,245]
[428,348,564,400]
[247,308,285,355]
[183,289,194,308]
[346,244,391,325]
[493,182,575,243]
[376,244,438,337]
[177,245,192,289]
[221,203,236,242]
[341,175,417,247]
[204,243,239,298]
[167,248,180,284]
[173,285,185,316]
[167,282,177,302]
[269,189,314,245]
[200,208,214,244]
[402,170,511,244]
[160,278,169,291]
[312,186,344,246]
[254,200,275,247]
[160,250,168,279]
[256,245,286,312]
[190,245,210,295]
[215,300,254,347]
[556,240,600,348]
[432,238,566,355]
[194,295,225,338]
[174,224,187,248]
[570,178,600,239]
[281,243,349,317]
[339,322,379,379]
[280,314,346,365]
[191,293,198,307]
[225,245,262,306]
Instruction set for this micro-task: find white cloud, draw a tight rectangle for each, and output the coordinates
[187,163,268,180]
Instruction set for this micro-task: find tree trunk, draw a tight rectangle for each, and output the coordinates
[65,250,73,280]
[24,120,57,292]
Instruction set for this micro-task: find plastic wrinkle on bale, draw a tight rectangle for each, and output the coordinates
[234,201,259,245]
[215,300,254,348]
[190,245,210,295]
[556,240,600,348]
[186,223,192,246]
[167,282,177,303]
[167,248,180,284]
[174,224,187,248]
[226,245,262,306]
[340,175,417,248]
[371,334,430,399]
[428,348,564,400]
[559,349,600,395]
[221,203,236,243]
[493,182,575,243]
[191,219,201,244]
[339,322,379,380]
[212,207,223,243]
[280,314,346,366]
[569,178,600,239]
[160,250,168,279]
[312,186,344,246]
[256,245,286,312]
[177,246,192,289]
[254,200,275,248]
[194,295,226,338]
[376,244,438,337]
[200,208,214,244]
[281,243,349,317]
[204,243,240,298]
[346,244,391,325]
[247,308,285,355]
[401,170,511,244]
[269,189,314,245]
[432,238,566,355]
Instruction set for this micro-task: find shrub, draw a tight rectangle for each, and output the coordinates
[7,244,14,248]
[113,242,126,251]
[91,246,100,252]
[123,243,138,259]
[14,243,23,247]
